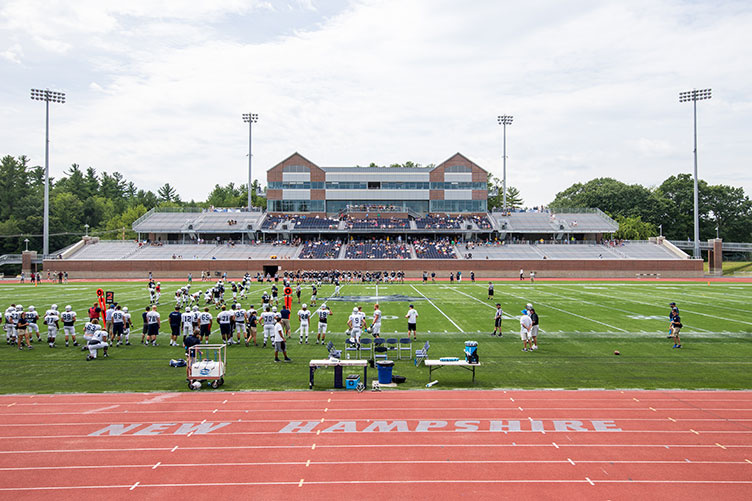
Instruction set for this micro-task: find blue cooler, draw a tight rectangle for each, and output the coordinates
[464,341,478,364]
[345,374,360,390]
[376,360,395,384]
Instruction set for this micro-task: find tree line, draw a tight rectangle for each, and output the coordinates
[550,176,752,242]
[0,155,265,255]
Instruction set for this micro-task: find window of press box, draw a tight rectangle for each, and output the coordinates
[368,181,381,190]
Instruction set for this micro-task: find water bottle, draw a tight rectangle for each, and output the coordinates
[346,353,350,360]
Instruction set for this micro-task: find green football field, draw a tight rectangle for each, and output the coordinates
[1,279,751,393]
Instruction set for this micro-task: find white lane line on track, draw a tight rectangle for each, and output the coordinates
[3,479,752,491]
[129,481,139,490]
[83,405,119,415]
[409,285,463,332]
[2,459,752,472]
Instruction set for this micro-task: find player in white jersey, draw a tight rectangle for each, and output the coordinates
[233,305,246,344]
[5,304,16,344]
[261,306,276,348]
[192,306,200,334]
[181,307,194,341]
[333,283,341,297]
[405,305,418,340]
[110,305,127,346]
[122,307,132,345]
[25,306,41,343]
[60,305,79,347]
[44,309,59,347]
[146,306,160,346]
[370,304,382,338]
[217,305,234,344]
[198,307,213,343]
[348,307,363,344]
[297,304,311,344]
[314,303,332,344]
[175,289,183,308]
[84,319,108,360]
[357,306,366,332]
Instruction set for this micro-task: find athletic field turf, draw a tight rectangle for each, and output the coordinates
[1,280,751,393]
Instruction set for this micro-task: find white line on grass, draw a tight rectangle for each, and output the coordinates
[476,285,628,332]
[450,287,545,333]
[409,285,463,332]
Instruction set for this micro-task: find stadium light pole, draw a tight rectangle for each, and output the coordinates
[242,113,258,210]
[30,89,65,256]
[679,88,711,259]
[497,115,513,211]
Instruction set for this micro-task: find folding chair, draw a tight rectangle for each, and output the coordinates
[374,345,388,362]
[373,338,385,349]
[358,337,372,360]
[414,340,430,366]
[386,338,398,358]
[398,338,412,360]
[344,338,359,359]
[326,340,341,359]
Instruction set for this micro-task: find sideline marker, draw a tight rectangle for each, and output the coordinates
[426,380,439,388]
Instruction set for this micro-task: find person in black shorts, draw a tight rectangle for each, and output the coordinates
[488,282,494,300]
[168,306,182,347]
[141,306,149,345]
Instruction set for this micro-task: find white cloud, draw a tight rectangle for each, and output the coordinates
[2,0,751,208]
[0,42,21,63]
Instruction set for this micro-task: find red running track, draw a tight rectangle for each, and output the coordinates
[0,390,751,500]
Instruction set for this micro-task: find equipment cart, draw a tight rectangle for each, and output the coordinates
[187,343,226,390]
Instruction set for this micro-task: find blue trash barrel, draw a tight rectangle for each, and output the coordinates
[376,360,395,384]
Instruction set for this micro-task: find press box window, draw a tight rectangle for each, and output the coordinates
[368,181,381,190]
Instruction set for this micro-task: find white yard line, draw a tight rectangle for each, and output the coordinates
[450,288,544,333]
[475,285,628,332]
[409,285,463,332]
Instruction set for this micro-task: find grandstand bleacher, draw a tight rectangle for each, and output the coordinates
[345,241,411,259]
[413,239,457,259]
[299,240,342,259]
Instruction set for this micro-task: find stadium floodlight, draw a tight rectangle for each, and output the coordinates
[242,113,259,210]
[30,88,66,257]
[679,88,711,259]
[497,115,513,211]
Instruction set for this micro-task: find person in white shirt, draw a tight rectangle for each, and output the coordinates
[146,306,161,346]
[370,304,382,338]
[314,304,332,344]
[520,308,533,352]
[25,306,41,343]
[298,304,311,344]
[347,307,363,344]
[111,305,126,346]
[261,306,276,348]
[273,316,291,362]
[122,307,132,345]
[198,307,213,343]
[4,304,16,344]
[44,309,60,348]
[84,318,108,360]
[60,305,78,347]
[405,305,418,340]
[181,307,194,341]
[217,305,234,344]
[233,305,246,344]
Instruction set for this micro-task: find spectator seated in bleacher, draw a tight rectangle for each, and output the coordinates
[470,215,493,229]
[413,238,457,259]
[415,214,463,229]
[291,216,339,229]
[345,239,411,259]
[345,217,409,230]
[299,240,342,259]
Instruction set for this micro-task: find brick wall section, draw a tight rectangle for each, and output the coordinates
[46,258,703,279]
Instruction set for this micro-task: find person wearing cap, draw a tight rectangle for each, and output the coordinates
[670,307,683,349]
[520,308,533,352]
[405,304,418,340]
[492,303,503,337]
[168,305,182,347]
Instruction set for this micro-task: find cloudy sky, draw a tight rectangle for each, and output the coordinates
[1,0,750,206]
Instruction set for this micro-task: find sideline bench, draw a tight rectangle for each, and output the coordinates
[424,359,480,383]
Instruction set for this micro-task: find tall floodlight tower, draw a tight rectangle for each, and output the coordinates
[30,88,66,256]
[497,115,513,211]
[242,113,259,209]
[679,89,711,259]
